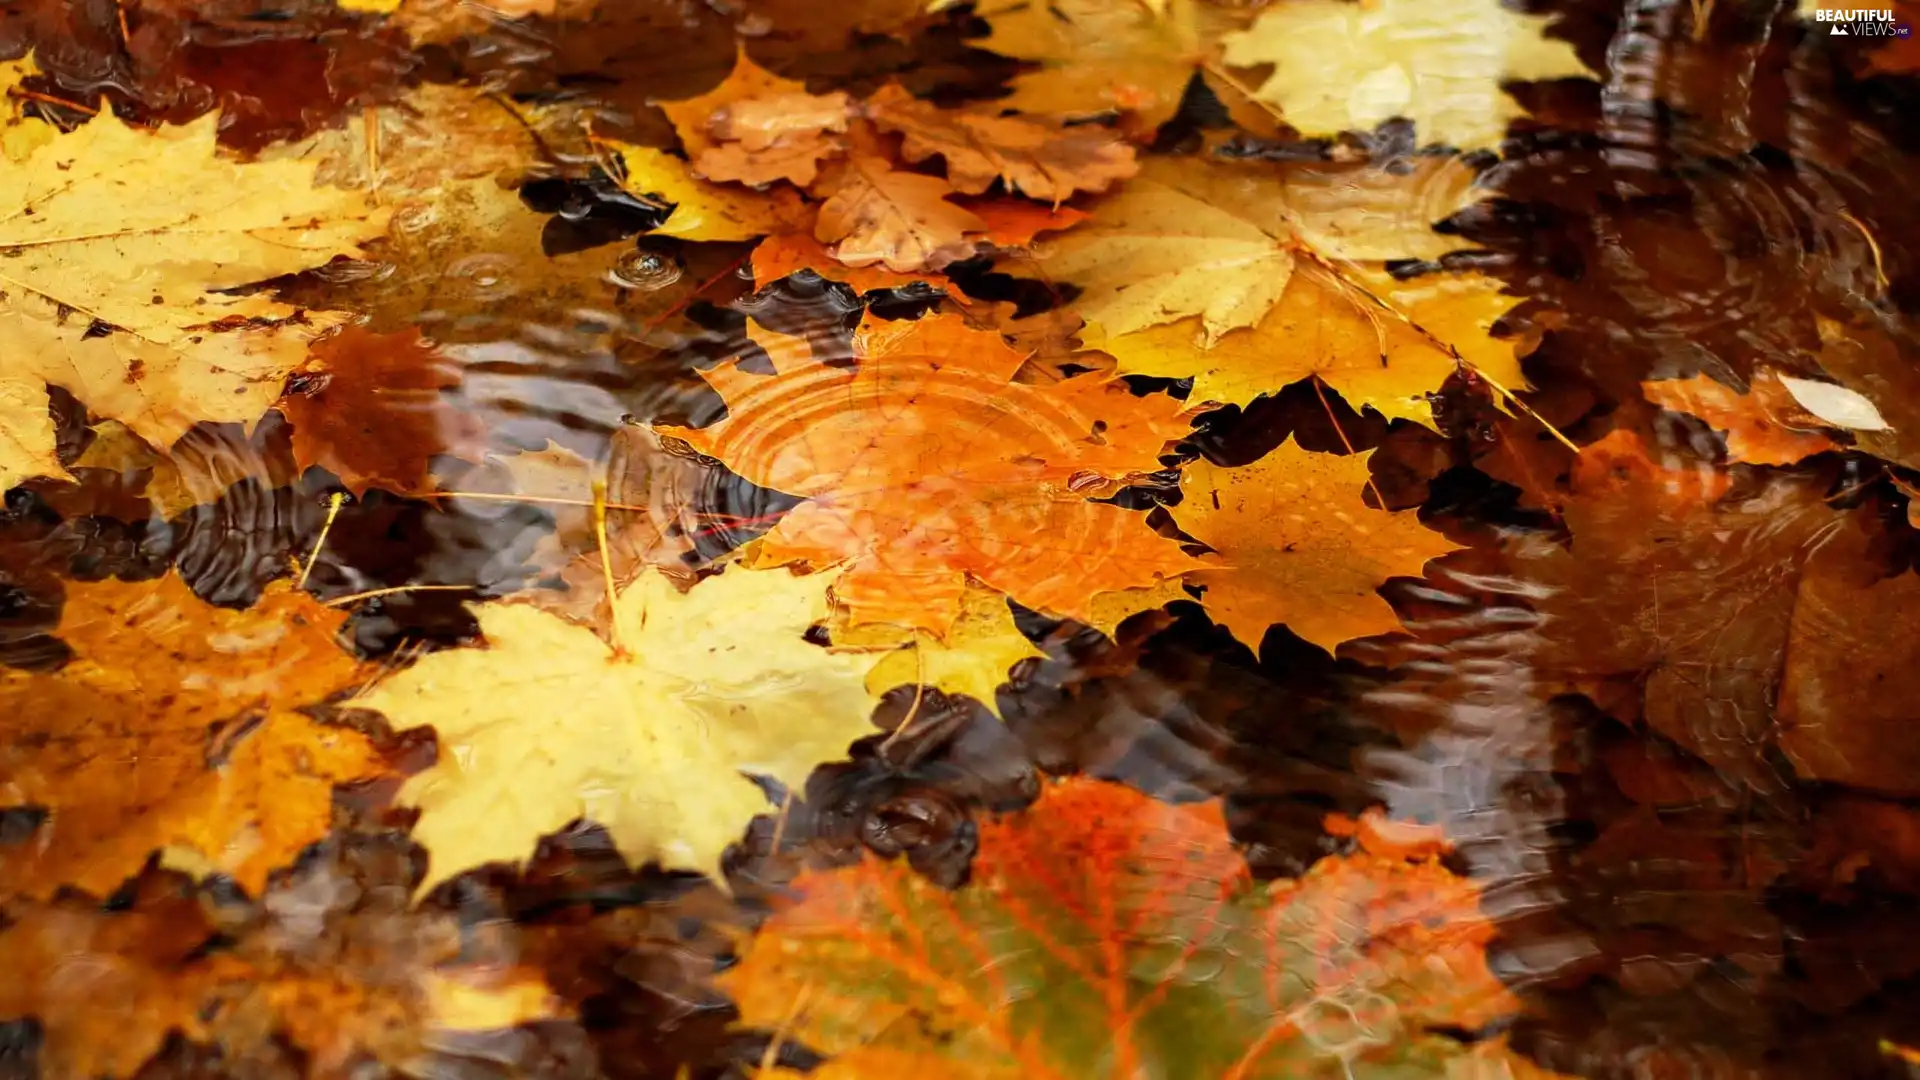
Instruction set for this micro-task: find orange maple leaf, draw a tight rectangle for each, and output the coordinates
[722,777,1519,1078]
[1643,371,1838,465]
[276,326,489,498]
[753,201,1086,291]
[865,84,1139,203]
[0,574,388,899]
[654,312,1198,635]
[812,154,988,271]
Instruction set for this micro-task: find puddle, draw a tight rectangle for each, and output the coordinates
[4,0,1920,1077]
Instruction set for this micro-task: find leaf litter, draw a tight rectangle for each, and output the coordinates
[3,0,1920,1078]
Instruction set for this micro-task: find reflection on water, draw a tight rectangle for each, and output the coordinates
[3,0,1920,1076]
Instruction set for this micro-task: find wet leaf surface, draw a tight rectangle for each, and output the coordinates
[5,0,1920,1077]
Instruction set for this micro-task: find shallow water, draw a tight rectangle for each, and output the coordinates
[4,0,1920,1077]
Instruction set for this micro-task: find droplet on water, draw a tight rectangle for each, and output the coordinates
[612,248,685,291]
[391,201,439,234]
[311,259,394,284]
[446,253,517,300]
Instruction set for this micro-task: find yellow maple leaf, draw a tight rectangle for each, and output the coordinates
[0,374,63,491]
[0,109,387,484]
[355,567,883,890]
[1041,155,1532,424]
[1172,439,1460,653]
[613,142,815,242]
[973,0,1249,132]
[831,585,1045,716]
[1219,0,1592,151]
[1038,175,1295,345]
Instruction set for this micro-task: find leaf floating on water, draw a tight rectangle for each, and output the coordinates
[354,566,884,891]
[0,109,387,485]
[1173,438,1461,654]
[0,574,388,899]
[1643,372,1841,465]
[1219,0,1592,150]
[655,312,1201,636]
[864,83,1139,202]
[1775,374,1893,432]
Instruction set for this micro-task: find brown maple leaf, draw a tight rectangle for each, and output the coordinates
[654,312,1199,636]
[275,326,491,498]
[0,574,388,899]
[1507,430,1850,789]
[865,83,1139,202]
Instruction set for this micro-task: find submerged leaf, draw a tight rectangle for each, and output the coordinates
[723,776,1518,1078]
[0,842,562,1080]
[1643,372,1840,465]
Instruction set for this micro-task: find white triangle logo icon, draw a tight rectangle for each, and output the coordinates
[1833,23,1850,33]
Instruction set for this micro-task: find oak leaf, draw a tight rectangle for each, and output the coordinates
[865,84,1138,202]
[1219,0,1592,150]
[813,155,988,271]
[1172,439,1460,654]
[1643,371,1839,465]
[973,0,1249,132]
[654,313,1200,636]
[0,574,387,899]
[355,566,883,890]
[0,843,563,1080]
[722,777,1518,1078]
[275,326,490,498]
[0,109,386,487]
